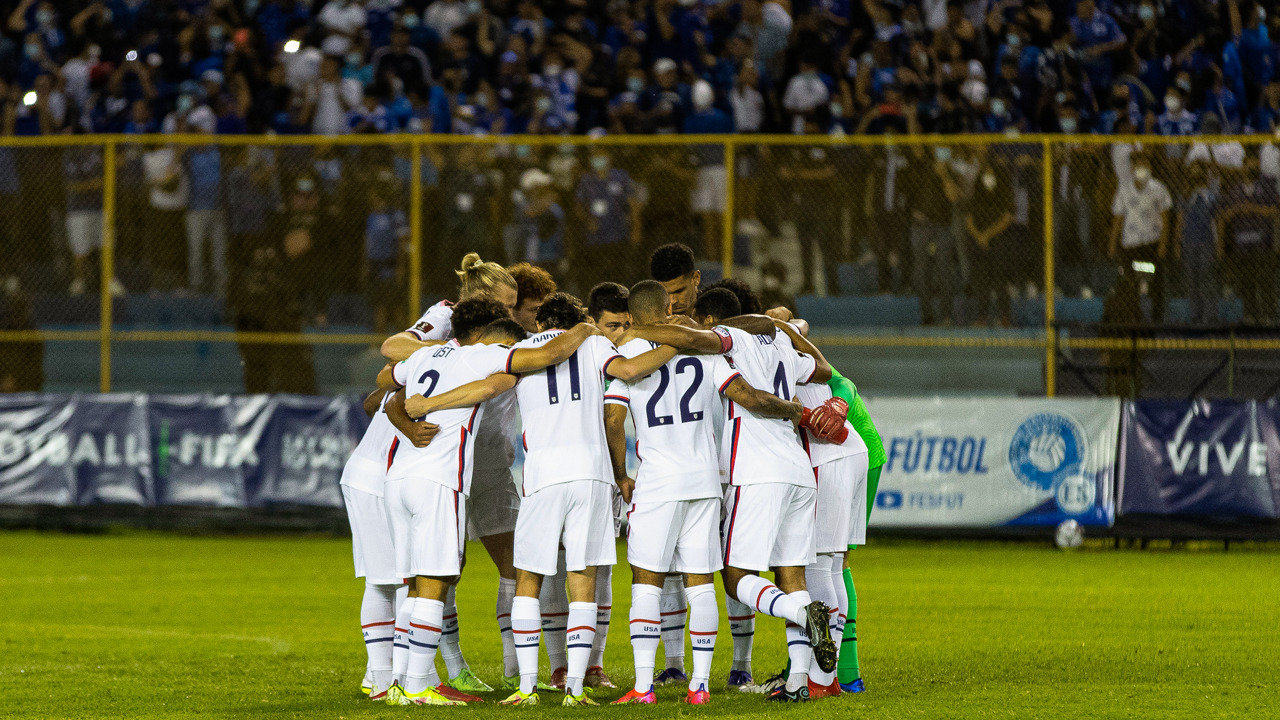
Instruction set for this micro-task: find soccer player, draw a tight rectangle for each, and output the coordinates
[691,288,843,703]
[500,293,679,707]
[378,253,521,694]
[588,282,632,341]
[606,281,811,706]
[508,262,558,333]
[650,242,702,316]
[378,299,604,705]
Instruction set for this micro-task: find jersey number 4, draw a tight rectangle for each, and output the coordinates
[645,358,704,428]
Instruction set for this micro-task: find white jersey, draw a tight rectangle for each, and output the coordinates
[607,339,740,503]
[512,332,620,495]
[473,391,517,472]
[795,382,862,467]
[386,341,511,494]
[406,300,455,341]
[714,326,816,487]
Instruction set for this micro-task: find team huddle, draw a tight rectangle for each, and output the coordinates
[339,243,887,707]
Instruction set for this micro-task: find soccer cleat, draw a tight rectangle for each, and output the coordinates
[448,667,494,693]
[804,601,839,673]
[611,687,657,705]
[361,674,373,695]
[654,667,688,686]
[741,671,785,694]
[727,670,753,689]
[682,684,710,705]
[436,684,484,703]
[563,691,600,707]
[499,690,540,706]
[501,674,520,690]
[368,687,390,702]
[839,678,867,693]
[383,682,410,706]
[584,665,616,689]
[403,686,466,706]
[807,678,842,699]
[766,685,811,703]
[538,666,568,691]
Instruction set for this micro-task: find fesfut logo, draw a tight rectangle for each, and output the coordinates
[1008,412,1085,492]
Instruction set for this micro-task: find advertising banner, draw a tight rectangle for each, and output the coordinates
[250,395,359,508]
[1119,400,1278,519]
[866,397,1120,527]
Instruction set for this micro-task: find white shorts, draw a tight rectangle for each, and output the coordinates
[626,498,723,575]
[721,483,817,571]
[691,165,726,213]
[342,485,399,586]
[66,211,103,258]
[514,480,617,576]
[815,453,870,552]
[467,468,521,540]
[385,479,466,578]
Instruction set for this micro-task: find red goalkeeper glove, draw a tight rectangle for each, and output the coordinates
[800,397,849,443]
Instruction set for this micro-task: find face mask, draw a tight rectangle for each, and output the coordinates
[536,97,552,113]
[591,156,608,171]
[982,172,997,190]
[346,52,362,67]
[1059,117,1078,133]
[1133,166,1151,184]
[1259,6,1267,21]
[402,12,420,28]
[245,0,260,16]
[991,99,1006,116]
[209,26,225,44]
[543,64,562,77]
[1177,78,1192,93]
[1138,5,1155,21]
[297,178,315,193]
[36,9,54,26]
[1007,33,1020,47]
[860,52,873,67]
[467,0,483,14]
[627,77,644,93]
[1055,91,1067,105]
[515,144,531,158]
[473,92,489,107]
[830,101,843,117]
[177,95,193,113]
[1165,96,1181,113]
[934,146,951,162]
[24,43,40,59]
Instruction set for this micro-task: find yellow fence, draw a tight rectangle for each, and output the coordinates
[2,133,1280,397]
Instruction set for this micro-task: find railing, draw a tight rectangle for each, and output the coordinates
[1,133,1277,397]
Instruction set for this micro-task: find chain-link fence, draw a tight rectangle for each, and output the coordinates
[2,134,1280,398]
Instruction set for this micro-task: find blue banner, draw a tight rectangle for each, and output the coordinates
[1119,400,1279,519]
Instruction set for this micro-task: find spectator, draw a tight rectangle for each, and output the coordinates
[364,179,408,333]
[142,145,190,291]
[371,26,431,89]
[223,148,278,273]
[1070,0,1126,100]
[1109,153,1172,323]
[683,80,732,261]
[426,0,471,41]
[781,126,839,296]
[184,115,227,296]
[515,168,565,271]
[574,145,641,288]
[233,244,316,394]
[1175,160,1218,325]
[303,54,362,135]
[782,55,830,133]
[905,146,961,325]
[63,146,106,297]
[731,61,765,132]
[1216,155,1280,323]
[1156,88,1198,136]
[642,57,686,133]
[964,159,1015,325]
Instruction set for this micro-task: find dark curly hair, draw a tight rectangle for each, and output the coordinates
[452,298,511,341]
[692,287,741,323]
[703,278,761,315]
[649,243,696,282]
[588,282,630,321]
[535,292,589,331]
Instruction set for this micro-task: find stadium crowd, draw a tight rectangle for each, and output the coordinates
[0,0,1279,137]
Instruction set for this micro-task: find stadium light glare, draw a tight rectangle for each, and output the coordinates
[22,91,36,106]
[283,39,300,53]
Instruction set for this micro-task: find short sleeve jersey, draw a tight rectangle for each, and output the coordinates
[385,342,512,495]
[609,339,741,503]
[714,326,816,487]
[511,332,621,495]
[406,300,455,341]
[340,392,398,497]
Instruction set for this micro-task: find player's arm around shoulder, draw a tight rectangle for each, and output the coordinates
[722,376,803,424]
[776,319,832,383]
[627,322,725,354]
[380,333,448,362]
[716,313,778,338]
[506,322,601,373]
[605,342,678,382]
[405,374,518,418]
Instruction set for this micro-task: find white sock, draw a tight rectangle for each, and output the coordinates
[540,569,569,672]
[497,577,518,677]
[830,553,848,640]
[725,595,755,672]
[439,585,467,679]
[565,601,597,696]
[685,583,718,691]
[660,575,686,671]
[360,582,398,692]
[628,584,662,693]
[511,595,541,695]
[734,574,808,626]
[405,598,445,694]
[805,558,839,686]
[589,566,612,669]
[784,596,812,693]
[392,595,415,685]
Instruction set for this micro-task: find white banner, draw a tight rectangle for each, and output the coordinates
[865,397,1120,528]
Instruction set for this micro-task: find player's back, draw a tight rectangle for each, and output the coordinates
[385,341,512,494]
[406,300,454,341]
[513,331,618,495]
[614,339,739,502]
[714,325,815,486]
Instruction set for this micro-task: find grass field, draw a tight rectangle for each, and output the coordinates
[1,531,1277,719]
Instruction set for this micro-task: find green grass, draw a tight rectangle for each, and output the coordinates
[0,532,1276,719]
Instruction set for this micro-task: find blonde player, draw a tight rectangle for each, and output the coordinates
[606,281,808,706]
[691,289,844,703]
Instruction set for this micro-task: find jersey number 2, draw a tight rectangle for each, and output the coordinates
[645,358,704,427]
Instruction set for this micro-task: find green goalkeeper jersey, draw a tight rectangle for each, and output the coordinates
[826,368,885,469]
